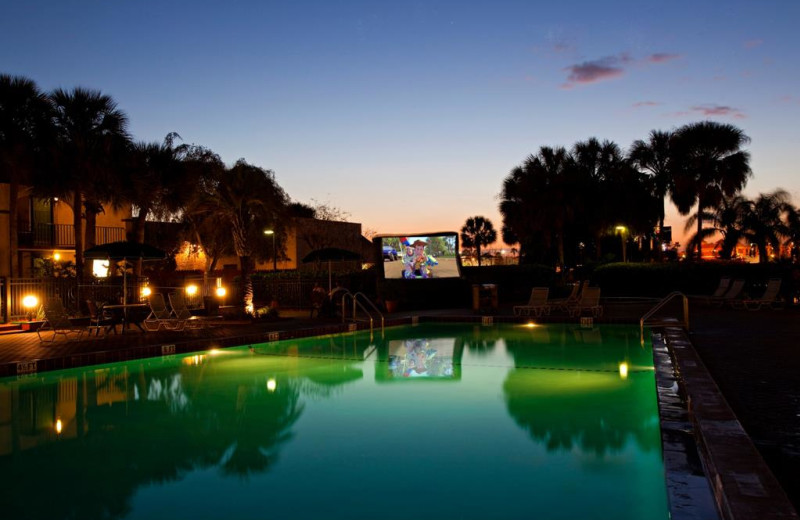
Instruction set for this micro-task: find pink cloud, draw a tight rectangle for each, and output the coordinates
[744,39,763,48]
[561,51,679,89]
[689,104,747,119]
[645,53,682,63]
[563,56,626,87]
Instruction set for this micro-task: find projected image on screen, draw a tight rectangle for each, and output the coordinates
[381,234,459,279]
[387,338,455,378]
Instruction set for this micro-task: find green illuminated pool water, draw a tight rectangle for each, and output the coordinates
[0,323,668,520]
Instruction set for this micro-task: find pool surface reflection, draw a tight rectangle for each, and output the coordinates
[0,323,668,520]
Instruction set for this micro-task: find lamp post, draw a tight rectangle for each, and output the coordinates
[264,230,276,271]
[615,225,628,263]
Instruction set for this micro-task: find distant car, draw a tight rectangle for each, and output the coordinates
[382,245,397,261]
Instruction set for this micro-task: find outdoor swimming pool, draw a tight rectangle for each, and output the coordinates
[0,323,669,520]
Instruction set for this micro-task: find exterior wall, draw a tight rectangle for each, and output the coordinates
[1,182,132,278]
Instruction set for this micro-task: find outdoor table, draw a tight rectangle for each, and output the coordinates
[103,303,148,333]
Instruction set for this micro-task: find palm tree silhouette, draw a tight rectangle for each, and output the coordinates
[49,87,130,279]
[629,130,675,237]
[460,216,497,266]
[671,121,751,260]
[187,159,288,313]
[740,189,793,263]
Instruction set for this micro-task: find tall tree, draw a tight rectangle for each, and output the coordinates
[629,130,675,234]
[48,87,130,279]
[187,159,289,314]
[460,216,497,266]
[0,74,53,277]
[670,121,751,260]
[683,194,746,260]
[499,146,572,265]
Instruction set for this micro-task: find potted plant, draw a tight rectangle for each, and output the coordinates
[380,281,400,313]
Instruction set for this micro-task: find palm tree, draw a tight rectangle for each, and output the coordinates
[740,190,793,263]
[499,146,572,265]
[670,121,751,260]
[0,74,53,277]
[48,87,130,279]
[683,194,746,260]
[460,216,497,267]
[629,130,674,235]
[188,159,289,314]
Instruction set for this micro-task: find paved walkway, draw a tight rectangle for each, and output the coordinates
[687,304,800,512]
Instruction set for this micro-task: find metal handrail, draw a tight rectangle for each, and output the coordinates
[353,292,385,332]
[340,292,385,335]
[640,291,689,344]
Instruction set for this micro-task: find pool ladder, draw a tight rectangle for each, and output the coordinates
[341,291,385,336]
[639,291,689,344]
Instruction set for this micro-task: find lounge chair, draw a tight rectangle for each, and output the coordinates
[143,293,185,331]
[710,279,745,307]
[169,292,217,329]
[700,277,731,303]
[37,298,86,342]
[731,278,784,310]
[567,287,603,317]
[514,287,551,317]
[550,281,586,313]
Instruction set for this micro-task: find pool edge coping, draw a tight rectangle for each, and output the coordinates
[657,326,799,520]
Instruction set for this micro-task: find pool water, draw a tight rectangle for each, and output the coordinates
[0,323,669,520]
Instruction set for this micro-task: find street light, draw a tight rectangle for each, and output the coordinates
[615,225,628,263]
[264,229,277,271]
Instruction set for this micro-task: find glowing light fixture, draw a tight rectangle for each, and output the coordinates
[215,286,227,297]
[185,284,198,296]
[619,362,629,379]
[53,252,61,261]
[22,295,39,321]
[209,348,220,355]
[267,378,277,392]
[55,418,63,435]
[141,286,152,298]
[524,322,538,328]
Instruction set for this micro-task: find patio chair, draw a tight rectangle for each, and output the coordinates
[731,278,784,310]
[86,300,117,336]
[513,287,551,317]
[169,292,215,329]
[695,277,731,303]
[143,293,185,331]
[567,287,603,318]
[37,298,86,342]
[710,279,745,307]
[550,281,586,313]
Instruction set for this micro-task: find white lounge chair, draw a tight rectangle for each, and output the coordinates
[710,279,745,307]
[143,293,185,331]
[567,287,603,317]
[732,278,784,310]
[513,287,551,317]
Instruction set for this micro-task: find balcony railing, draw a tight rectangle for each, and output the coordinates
[17,222,126,248]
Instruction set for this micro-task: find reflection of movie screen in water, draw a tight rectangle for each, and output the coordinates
[387,338,454,378]
[381,234,460,279]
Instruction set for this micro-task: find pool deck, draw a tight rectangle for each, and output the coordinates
[1,300,799,519]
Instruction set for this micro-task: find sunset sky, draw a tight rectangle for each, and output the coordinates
[2,1,798,247]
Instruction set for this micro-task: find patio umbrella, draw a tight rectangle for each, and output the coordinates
[84,241,167,303]
[302,247,361,292]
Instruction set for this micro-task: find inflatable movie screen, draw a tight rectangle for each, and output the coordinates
[376,233,461,280]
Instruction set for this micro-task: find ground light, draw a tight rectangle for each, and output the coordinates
[618,362,629,379]
[267,378,277,392]
[22,295,39,321]
[141,286,152,298]
[185,284,198,296]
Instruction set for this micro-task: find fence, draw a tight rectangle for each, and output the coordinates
[1,274,367,322]
[1,277,149,322]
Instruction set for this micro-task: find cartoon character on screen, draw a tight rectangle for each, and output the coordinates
[399,237,438,278]
[399,237,416,279]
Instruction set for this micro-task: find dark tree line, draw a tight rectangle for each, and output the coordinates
[498,122,796,265]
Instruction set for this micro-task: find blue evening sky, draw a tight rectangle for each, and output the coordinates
[2,0,798,246]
